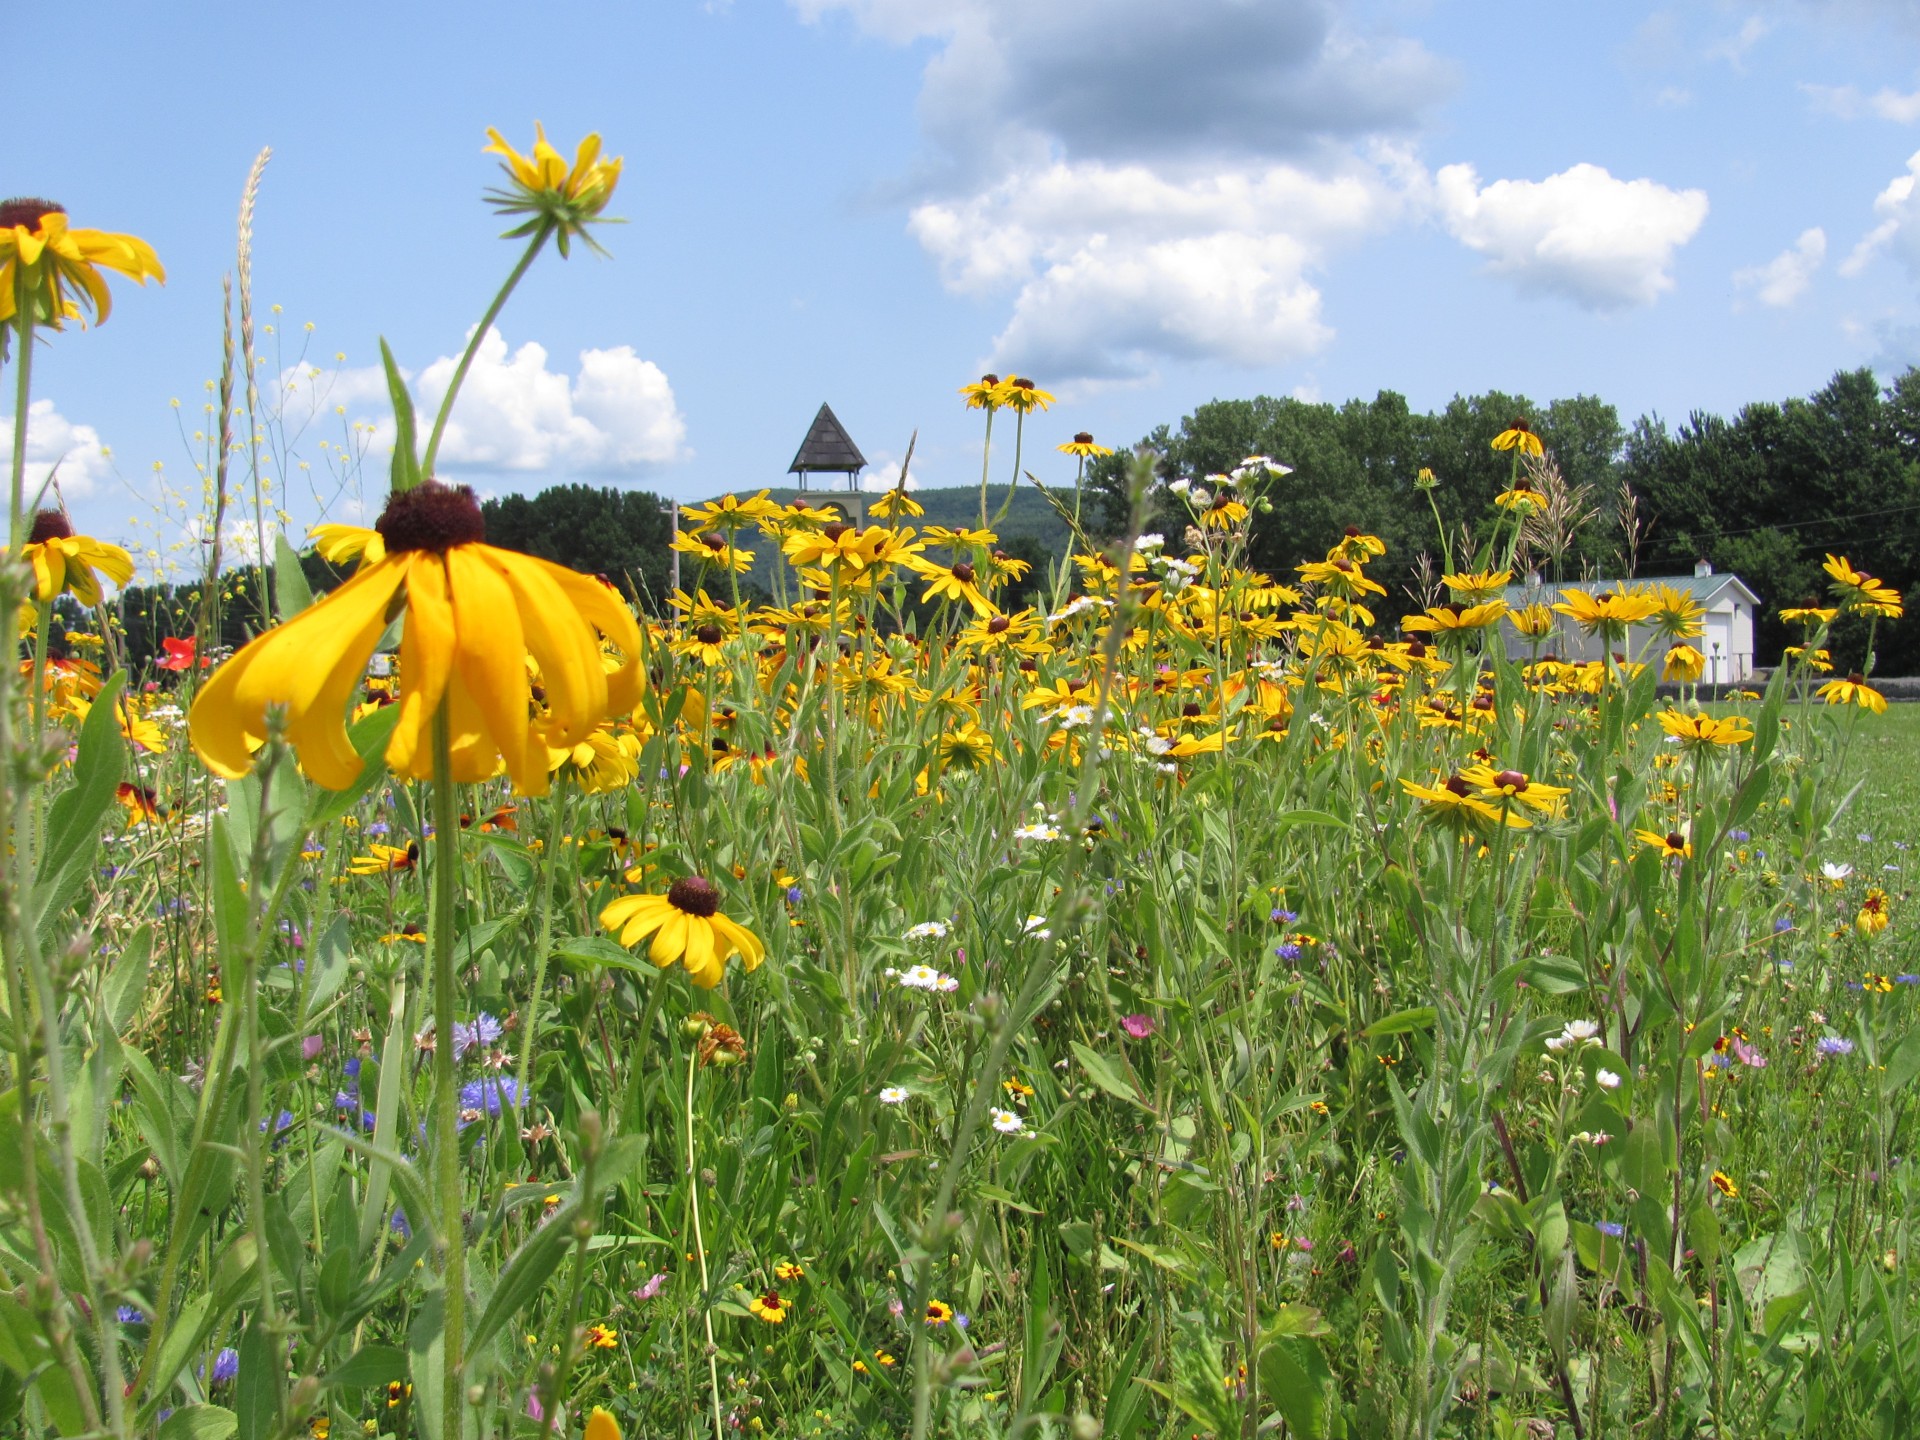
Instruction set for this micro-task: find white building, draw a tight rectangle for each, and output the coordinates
[1501,561,1762,683]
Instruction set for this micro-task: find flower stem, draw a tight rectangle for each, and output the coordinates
[514,776,574,1121]
[420,223,553,481]
[429,704,467,1440]
[10,312,34,546]
[976,409,996,531]
[686,1045,725,1440]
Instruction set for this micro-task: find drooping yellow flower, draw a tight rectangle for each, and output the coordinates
[1647,584,1706,641]
[1816,673,1888,713]
[309,523,386,569]
[782,523,917,575]
[12,511,135,606]
[1493,479,1541,512]
[1057,432,1113,458]
[867,487,924,519]
[599,875,765,989]
[584,1407,623,1440]
[1401,775,1529,834]
[959,374,1004,410]
[1661,644,1705,684]
[191,482,643,793]
[0,199,164,328]
[1490,419,1544,458]
[1507,603,1556,640]
[1401,600,1508,635]
[482,124,622,255]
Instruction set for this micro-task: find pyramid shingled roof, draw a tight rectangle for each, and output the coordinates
[788,403,866,476]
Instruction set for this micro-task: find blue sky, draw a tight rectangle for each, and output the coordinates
[11,0,1920,572]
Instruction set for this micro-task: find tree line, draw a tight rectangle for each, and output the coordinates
[1085,367,1920,675]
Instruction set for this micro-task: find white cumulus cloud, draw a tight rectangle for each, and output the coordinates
[1733,227,1826,306]
[414,328,688,476]
[0,399,114,501]
[1434,162,1709,310]
[1841,149,1920,277]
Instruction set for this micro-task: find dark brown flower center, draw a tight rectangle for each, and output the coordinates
[1494,770,1527,791]
[375,481,486,554]
[950,562,976,583]
[987,616,1010,634]
[694,624,724,645]
[1444,775,1472,797]
[702,533,727,551]
[1181,702,1203,718]
[0,197,63,231]
[1510,418,1530,432]
[822,523,850,542]
[1848,671,1866,685]
[667,876,721,918]
[1666,832,1686,850]
[27,509,72,543]
[1344,525,1360,537]
[1011,377,1033,391]
[1073,431,1093,445]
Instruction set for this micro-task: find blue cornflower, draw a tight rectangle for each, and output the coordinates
[391,1208,411,1239]
[1597,1221,1625,1238]
[367,821,391,836]
[458,1076,521,1124]
[1729,830,1751,842]
[1897,975,1920,986]
[1774,915,1795,934]
[452,1013,504,1062]
[1270,908,1299,924]
[786,885,804,905]
[116,1305,146,1324]
[1818,1036,1855,1057]
[207,1347,239,1385]
[1275,942,1302,962]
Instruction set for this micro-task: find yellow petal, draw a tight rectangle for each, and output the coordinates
[385,555,455,777]
[446,547,536,790]
[584,1407,622,1440]
[649,911,689,967]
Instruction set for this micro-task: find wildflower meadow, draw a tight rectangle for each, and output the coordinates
[4,127,1920,1440]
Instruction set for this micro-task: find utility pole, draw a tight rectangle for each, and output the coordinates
[661,498,680,595]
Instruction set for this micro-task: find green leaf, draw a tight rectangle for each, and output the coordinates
[160,1406,239,1440]
[1361,1007,1437,1040]
[1881,1028,1920,1099]
[35,670,126,934]
[1257,1335,1334,1439]
[555,934,660,974]
[1070,1042,1153,1112]
[382,338,420,494]
[106,926,152,1035]
[466,1199,577,1357]
[325,1344,407,1391]
[234,1316,278,1440]
[273,532,313,621]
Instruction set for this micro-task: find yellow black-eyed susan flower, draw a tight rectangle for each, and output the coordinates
[0,198,164,328]
[748,1289,789,1324]
[14,511,134,605]
[600,876,764,989]
[190,481,642,794]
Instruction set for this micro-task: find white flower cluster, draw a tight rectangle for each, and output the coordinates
[903,920,951,941]
[1544,1019,1601,1053]
[887,964,958,993]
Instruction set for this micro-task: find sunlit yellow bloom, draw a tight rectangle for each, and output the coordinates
[482,124,622,255]
[1402,775,1529,833]
[959,374,1005,410]
[599,875,764,989]
[936,721,999,770]
[66,692,167,754]
[1493,479,1541,512]
[683,491,783,532]
[309,523,386,569]
[1823,554,1903,617]
[997,376,1054,413]
[1816,674,1887,713]
[671,528,754,573]
[1057,432,1113,458]
[548,728,639,793]
[1778,602,1838,626]
[1636,828,1692,860]
[348,843,419,876]
[1490,419,1544,457]
[1552,586,1659,640]
[1458,764,1571,815]
[1858,887,1891,935]
[1710,1170,1738,1198]
[905,555,994,616]
[13,512,134,605]
[1440,569,1511,604]
[1661,644,1705,684]
[1296,558,1386,600]
[782,524,917,574]
[1647,584,1705,641]
[191,482,642,794]
[584,1407,623,1440]
[1401,599,1507,634]
[0,200,164,328]
[1782,645,1833,673]
[1657,709,1752,748]
[748,1289,790,1324]
[867,487,924,519]
[1507,603,1556,639]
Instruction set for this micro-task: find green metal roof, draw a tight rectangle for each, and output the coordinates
[1502,572,1761,608]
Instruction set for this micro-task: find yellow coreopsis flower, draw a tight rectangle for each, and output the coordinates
[482,124,622,255]
[599,875,764,989]
[191,482,643,794]
[13,511,134,605]
[1637,827,1692,860]
[0,199,164,328]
